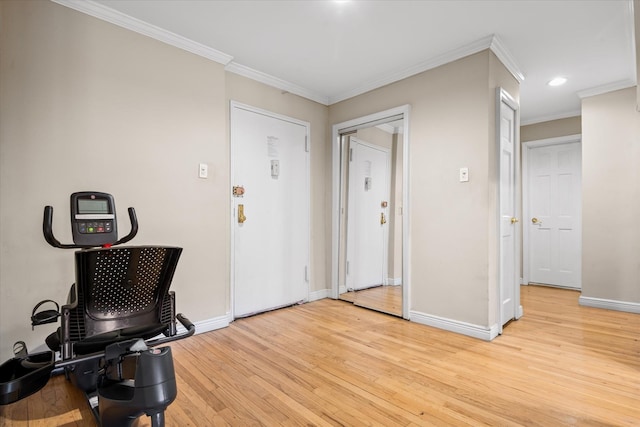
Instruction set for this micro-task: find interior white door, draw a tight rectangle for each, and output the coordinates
[346,138,390,291]
[528,142,581,288]
[498,91,519,329]
[231,103,309,317]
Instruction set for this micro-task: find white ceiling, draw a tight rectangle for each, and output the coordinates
[62,0,636,124]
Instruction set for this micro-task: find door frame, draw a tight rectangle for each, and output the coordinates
[521,134,582,287]
[229,100,311,319]
[496,88,522,334]
[331,105,411,319]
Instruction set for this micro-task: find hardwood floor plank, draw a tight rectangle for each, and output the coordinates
[1,285,639,426]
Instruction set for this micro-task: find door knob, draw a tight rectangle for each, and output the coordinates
[531,217,539,224]
[238,204,247,224]
[511,217,519,224]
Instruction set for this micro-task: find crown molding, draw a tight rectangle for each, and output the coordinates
[51,1,526,109]
[520,109,582,126]
[576,79,637,99]
[50,0,233,65]
[225,62,329,105]
[489,35,526,83]
[329,34,524,105]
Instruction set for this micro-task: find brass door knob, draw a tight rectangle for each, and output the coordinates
[238,204,247,224]
[532,217,539,224]
[511,217,519,224]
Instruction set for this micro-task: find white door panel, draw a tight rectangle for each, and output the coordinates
[498,89,520,332]
[346,138,390,291]
[528,142,581,288]
[231,104,309,317]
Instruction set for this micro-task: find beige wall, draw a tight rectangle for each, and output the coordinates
[330,51,519,329]
[0,1,329,358]
[0,0,228,357]
[581,87,640,304]
[0,1,524,359]
[521,116,582,142]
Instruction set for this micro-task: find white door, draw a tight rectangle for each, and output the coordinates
[498,89,520,330]
[527,142,581,288]
[346,138,390,291]
[231,103,310,317]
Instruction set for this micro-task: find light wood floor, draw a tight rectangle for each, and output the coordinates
[340,285,403,316]
[1,286,639,426]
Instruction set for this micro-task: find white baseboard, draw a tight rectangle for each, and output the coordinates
[578,296,640,314]
[385,278,402,286]
[309,289,330,302]
[177,313,230,335]
[410,310,499,341]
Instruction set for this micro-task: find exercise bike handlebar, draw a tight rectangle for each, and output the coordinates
[43,205,139,249]
[115,207,138,246]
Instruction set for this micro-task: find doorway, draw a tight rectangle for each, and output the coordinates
[230,102,310,318]
[523,135,582,289]
[331,106,410,318]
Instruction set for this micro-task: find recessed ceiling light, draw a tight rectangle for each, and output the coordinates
[548,77,567,87]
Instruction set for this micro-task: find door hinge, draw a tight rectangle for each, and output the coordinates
[349,148,353,162]
[304,266,309,282]
[305,136,309,153]
[346,261,350,275]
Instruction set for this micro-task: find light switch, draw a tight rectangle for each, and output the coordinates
[199,163,208,179]
[459,167,469,182]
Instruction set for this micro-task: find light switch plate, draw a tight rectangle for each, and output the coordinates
[459,167,469,182]
[199,163,208,179]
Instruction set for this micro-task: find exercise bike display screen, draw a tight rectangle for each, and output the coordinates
[77,198,109,215]
[71,192,117,246]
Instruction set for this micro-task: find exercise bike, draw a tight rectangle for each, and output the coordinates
[0,192,195,427]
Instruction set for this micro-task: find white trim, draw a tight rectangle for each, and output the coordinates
[51,0,233,65]
[385,278,402,286]
[520,110,582,126]
[225,62,329,106]
[176,313,231,335]
[579,296,640,314]
[331,105,411,320]
[410,311,500,341]
[489,35,526,83]
[577,79,636,99]
[308,289,330,302]
[522,134,582,287]
[329,35,523,105]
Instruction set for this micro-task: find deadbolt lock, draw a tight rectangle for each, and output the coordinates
[233,186,245,197]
